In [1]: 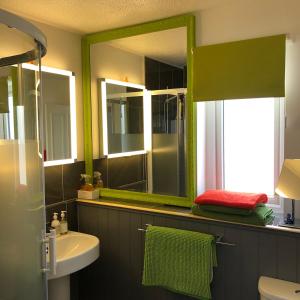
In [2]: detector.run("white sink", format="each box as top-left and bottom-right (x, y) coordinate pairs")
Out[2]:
(48, 231), (100, 280)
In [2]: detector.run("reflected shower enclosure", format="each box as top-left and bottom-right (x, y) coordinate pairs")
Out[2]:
(151, 89), (186, 197)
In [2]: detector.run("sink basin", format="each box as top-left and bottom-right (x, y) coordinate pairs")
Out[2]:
(48, 231), (100, 280)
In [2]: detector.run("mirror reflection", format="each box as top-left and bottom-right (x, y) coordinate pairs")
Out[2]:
(99, 79), (146, 156)
(91, 27), (187, 197)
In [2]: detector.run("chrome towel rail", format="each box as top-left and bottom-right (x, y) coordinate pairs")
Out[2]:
(138, 224), (236, 247)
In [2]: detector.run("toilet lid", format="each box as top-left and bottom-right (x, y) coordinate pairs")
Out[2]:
(259, 276), (300, 300)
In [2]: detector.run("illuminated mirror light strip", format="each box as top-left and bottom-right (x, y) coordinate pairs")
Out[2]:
(7, 79), (15, 139)
(22, 63), (73, 77)
(17, 106), (27, 185)
(105, 78), (145, 90)
(70, 75), (77, 160)
(143, 90), (152, 151)
(44, 158), (75, 167)
(107, 150), (147, 159)
(101, 80), (108, 156)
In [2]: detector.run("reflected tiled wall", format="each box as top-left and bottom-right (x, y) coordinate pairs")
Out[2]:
(45, 161), (85, 230)
(93, 155), (147, 192)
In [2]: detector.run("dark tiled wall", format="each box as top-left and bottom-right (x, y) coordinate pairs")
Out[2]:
(145, 57), (186, 90)
(45, 161), (85, 230)
(93, 155), (147, 192)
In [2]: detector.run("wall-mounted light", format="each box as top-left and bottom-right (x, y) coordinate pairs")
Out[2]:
(21, 63), (77, 167)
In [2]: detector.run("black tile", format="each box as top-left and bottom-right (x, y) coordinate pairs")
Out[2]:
(173, 68), (184, 88)
(145, 57), (160, 90)
(62, 161), (85, 200)
(159, 70), (173, 89)
(67, 201), (78, 231)
(107, 154), (146, 190)
(93, 158), (108, 187)
(183, 65), (187, 88)
(45, 165), (63, 205)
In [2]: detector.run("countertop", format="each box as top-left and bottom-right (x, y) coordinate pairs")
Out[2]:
(77, 198), (300, 235)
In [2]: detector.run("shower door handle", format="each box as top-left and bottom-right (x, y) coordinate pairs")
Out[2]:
(48, 229), (57, 276)
(41, 229), (57, 275)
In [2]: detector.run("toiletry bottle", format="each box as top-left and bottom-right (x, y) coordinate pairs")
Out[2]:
(80, 174), (94, 191)
(93, 171), (104, 198)
(51, 212), (60, 235)
(94, 171), (104, 188)
(60, 211), (68, 235)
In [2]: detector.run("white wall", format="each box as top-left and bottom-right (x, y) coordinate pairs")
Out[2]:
(195, 0), (300, 216)
(90, 43), (144, 158)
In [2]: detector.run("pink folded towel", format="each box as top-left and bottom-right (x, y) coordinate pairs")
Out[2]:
(194, 190), (268, 210)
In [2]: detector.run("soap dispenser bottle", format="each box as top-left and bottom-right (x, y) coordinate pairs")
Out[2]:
(94, 171), (104, 189)
(80, 174), (94, 191)
(51, 212), (60, 234)
(60, 211), (68, 235)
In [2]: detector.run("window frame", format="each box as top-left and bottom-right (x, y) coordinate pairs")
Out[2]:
(197, 98), (285, 213)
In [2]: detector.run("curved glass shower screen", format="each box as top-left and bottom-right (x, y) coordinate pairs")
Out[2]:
(0, 9), (48, 300)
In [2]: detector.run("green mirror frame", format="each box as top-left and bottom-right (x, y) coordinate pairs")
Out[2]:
(82, 14), (196, 207)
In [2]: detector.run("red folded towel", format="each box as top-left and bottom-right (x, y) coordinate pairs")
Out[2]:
(194, 190), (268, 210)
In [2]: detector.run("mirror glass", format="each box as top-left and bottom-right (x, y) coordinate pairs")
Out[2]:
(91, 27), (187, 197)
(22, 64), (76, 166)
(99, 79), (146, 157)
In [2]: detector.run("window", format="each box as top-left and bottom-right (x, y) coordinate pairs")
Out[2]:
(197, 98), (285, 211)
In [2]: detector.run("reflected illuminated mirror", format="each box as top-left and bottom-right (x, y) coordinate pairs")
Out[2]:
(92, 27), (187, 197)
(99, 79), (149, 158)
(22, 64), (77, 166)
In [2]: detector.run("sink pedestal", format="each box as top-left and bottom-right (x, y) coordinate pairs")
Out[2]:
(47, 231), (100, 300)
(48, 276), (70, 300)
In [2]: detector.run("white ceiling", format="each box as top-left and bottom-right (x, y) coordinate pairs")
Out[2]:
(107, 27), (186, 67)
(0, 0), (230, 34)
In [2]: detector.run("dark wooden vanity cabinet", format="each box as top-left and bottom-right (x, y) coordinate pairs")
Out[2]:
(77, 202), (300, 300)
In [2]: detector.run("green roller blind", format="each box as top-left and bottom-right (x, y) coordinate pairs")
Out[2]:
(193, 34), (286, 101)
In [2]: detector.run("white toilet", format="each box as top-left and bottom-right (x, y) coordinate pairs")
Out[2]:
(259, 276), (300, 299)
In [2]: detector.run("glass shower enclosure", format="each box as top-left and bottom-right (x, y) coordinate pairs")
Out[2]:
(0, 9), (48, 300)
(151, 89), (186, 197)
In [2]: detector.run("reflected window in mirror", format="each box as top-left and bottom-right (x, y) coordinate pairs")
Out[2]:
(92, 27), (188, 197)
(197, 98), (285, 210)
(21, 64), (77, 166)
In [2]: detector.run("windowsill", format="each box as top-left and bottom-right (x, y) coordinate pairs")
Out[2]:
(76, 198), (300, 235)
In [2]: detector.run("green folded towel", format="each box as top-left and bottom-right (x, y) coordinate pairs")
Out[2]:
(200, 203), (266, 216)
(142, 225), (217, 300)
(192, 204), (274, 226)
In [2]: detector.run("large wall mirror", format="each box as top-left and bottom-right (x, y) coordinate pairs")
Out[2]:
(22, 64), (77, 166)
(82, 15), (195, 206)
